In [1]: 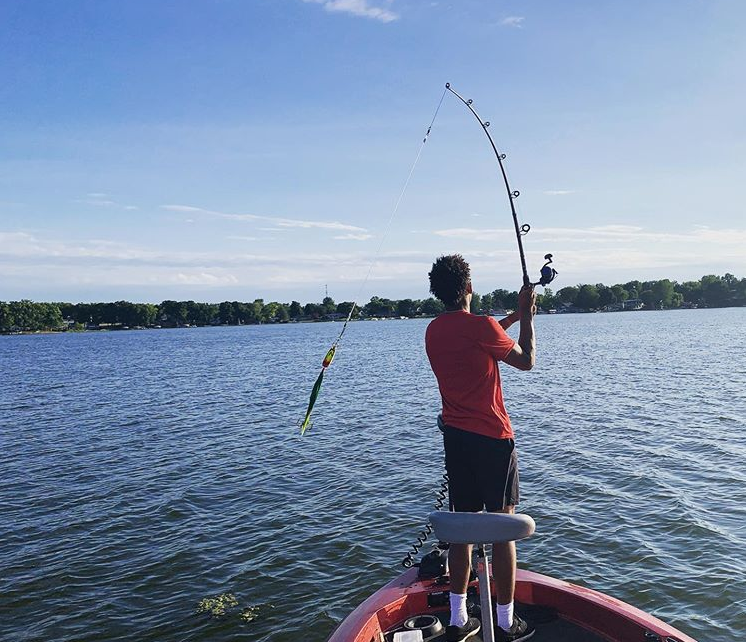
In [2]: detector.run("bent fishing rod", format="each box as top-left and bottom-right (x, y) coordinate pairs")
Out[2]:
(298, 83), (558, 434)
(444, 83), (557, 290)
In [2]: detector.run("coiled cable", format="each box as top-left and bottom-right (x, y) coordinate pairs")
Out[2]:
(401, 471), (449, 568)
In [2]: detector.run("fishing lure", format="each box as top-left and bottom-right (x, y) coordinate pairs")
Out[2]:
(299, 345), (338, 435)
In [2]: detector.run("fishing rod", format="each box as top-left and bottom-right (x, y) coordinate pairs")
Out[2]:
(444, 83), (557, 289)
(299, 84), (558, 434)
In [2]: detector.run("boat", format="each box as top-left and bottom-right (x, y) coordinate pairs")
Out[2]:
(328, 512), (696, 642)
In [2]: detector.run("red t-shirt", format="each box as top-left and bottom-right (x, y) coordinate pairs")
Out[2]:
(425, 311), (516, 439)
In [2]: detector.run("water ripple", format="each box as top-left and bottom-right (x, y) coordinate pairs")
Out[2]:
(1, 309), (744, 642)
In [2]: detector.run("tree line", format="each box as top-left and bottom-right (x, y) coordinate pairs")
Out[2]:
(543, 273), (744, 311)
(1, 273), (743, 333)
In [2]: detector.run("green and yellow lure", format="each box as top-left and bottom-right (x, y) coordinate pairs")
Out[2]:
(299, 345), (337, 435)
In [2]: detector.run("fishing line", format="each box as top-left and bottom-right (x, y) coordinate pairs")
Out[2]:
(351, 87), (448, 308)
(298, 86), (448, 434)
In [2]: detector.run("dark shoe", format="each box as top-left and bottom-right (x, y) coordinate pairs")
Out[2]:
(495, 615), (535, 641)
(446, 616), (481, 642)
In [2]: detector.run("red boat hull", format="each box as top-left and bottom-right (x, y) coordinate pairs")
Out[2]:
(328, 567), (696, 642)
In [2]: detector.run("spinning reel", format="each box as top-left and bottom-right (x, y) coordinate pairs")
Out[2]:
(535, 253), (558, 287)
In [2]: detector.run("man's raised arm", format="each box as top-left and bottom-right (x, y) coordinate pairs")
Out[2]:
(502, 286), (536, 371)
(498, 310), (520, 330)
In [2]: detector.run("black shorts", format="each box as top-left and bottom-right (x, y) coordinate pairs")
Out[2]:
(443, 424), (519, 512)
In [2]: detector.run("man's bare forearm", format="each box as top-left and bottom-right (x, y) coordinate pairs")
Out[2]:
(498, 310), (520, 330)
(517, 314), (535, 369)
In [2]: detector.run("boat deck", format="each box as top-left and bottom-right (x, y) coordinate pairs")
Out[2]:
(384, 602), (607, 642)
(328, 568), (695, 642)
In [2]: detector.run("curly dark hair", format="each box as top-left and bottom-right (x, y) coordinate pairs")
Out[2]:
(428, 254), (471, 310)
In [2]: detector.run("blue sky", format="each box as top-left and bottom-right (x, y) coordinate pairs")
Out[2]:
(2, 0), (744, 304)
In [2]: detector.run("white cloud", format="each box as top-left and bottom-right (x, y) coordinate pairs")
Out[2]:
(162, 205), (201, 213)
(176, 272), (239, 286)
(0, 231), (153, 261)
(275, 218), (362, 231)
(160, 204), (367, 233)
(432, 224), (746, 247)
(430, 224), (746, 283)
(303, 0), (398, 23)
(333, 233), (374, 240)
(501, 16), (525, 28)
(0, 230), (433, 297)
(590, 225), (642, 234)
(433, 227), (510, 241)
(76, 198), (117, 207)
(544, 189), (575, 196)
(75, 194), (139, 210)
(2, 224), (744, 300)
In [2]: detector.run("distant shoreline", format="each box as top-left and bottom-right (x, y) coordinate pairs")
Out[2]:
(3, 305), (742, 337)
(2, 274), (743, 333)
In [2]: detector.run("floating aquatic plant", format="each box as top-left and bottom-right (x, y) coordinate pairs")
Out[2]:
(196, 594), (272, 624)
(239, 606), (260, 623)
(196, 593), (238, 617)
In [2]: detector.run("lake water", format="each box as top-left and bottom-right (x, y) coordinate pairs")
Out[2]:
(2, 308), (745, 642)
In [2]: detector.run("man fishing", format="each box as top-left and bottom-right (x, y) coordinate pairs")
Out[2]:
(425, 254), (536, 642)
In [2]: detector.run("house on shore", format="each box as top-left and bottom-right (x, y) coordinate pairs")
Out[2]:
(622, 298), (644, 310)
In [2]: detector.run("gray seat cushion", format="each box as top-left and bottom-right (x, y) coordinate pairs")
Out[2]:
(429, 511), (535, 544)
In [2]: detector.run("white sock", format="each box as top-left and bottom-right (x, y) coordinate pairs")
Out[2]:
(496, 601), (514, 631)
(449, 592), (468, 627)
